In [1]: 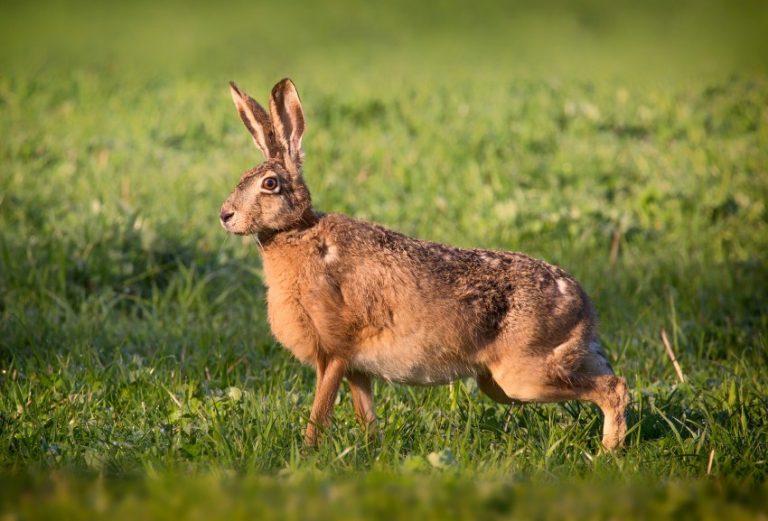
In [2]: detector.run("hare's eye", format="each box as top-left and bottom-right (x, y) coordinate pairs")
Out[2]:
(261, 177), (279, 192)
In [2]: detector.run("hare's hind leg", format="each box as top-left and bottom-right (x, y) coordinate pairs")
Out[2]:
(480, 340), (629, 449)
(572, 340), (630, 449)
(584, 374), (629, 449)
(477, 372), (517, 404)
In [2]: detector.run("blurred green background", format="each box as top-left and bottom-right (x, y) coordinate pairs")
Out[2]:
(2, 0), (768, 80)
(1, 0), (767, 519)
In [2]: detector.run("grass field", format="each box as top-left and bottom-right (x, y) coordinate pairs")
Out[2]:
(1, 0), (768, 518)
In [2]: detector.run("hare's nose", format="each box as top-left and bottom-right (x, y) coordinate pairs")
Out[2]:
(220, 209), (235, 223)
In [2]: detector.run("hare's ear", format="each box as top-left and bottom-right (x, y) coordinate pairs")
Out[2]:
(269, 78), (305, 174)
(229, 81), (278, 160)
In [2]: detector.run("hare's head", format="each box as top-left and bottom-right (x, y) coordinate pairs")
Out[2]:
(220, 79), (313, 236)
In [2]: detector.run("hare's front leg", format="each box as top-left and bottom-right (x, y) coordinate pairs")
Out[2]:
(346, 371), (377, 437)
(304, 358), (347, 446)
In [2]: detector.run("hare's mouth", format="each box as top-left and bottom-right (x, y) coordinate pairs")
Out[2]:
(220, 220), (244, 234)
(220, 209), (237, 232)
(220, 217), (252, 236)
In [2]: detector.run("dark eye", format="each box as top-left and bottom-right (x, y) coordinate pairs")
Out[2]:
(261, 177), (279, 191)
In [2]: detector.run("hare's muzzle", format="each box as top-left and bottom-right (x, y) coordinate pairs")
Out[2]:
(219, 208), (235, 228)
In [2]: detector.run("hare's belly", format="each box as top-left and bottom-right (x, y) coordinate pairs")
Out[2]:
(350, 329), (475, 385)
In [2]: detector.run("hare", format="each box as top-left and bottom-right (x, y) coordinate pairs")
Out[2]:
(220, 79), (629, 449)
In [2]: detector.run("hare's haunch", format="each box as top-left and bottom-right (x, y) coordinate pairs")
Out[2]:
(220, 79), (629, 449)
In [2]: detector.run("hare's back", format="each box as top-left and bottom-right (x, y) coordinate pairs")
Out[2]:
(320, 213), (584, 312)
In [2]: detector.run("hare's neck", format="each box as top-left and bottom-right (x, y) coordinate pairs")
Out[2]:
(258, 213), (319, 290)
(257, 210), (321, 251)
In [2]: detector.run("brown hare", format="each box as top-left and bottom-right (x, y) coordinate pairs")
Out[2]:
(220, 79), (630, 449)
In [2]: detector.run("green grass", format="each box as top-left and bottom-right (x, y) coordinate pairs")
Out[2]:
(1, 0), (768, 518)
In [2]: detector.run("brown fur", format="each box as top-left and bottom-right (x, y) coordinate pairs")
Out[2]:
(220, 79), (630, 449)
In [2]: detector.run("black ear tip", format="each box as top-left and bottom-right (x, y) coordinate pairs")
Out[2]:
(229, 81), (240, 92)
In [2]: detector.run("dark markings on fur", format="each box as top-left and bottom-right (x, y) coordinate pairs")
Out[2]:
(316, 237), (329, 257)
